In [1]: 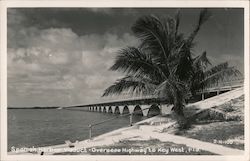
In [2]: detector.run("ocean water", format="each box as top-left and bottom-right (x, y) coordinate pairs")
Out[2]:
(8, 109), (146, 151)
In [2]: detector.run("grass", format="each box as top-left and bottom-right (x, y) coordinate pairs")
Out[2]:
(175, 121), (244, 150)
(159, 95), (245, 150)
(175, 95), (244, 150)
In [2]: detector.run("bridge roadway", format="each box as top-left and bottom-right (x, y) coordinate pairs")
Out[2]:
(63, 79), (244, 117)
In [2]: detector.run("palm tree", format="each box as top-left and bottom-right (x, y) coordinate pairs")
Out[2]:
(102, 9), (241, 128)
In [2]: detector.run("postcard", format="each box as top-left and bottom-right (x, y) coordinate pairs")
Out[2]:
(0, 0), (249, 161)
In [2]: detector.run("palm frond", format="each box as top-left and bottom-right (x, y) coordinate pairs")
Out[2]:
(187, 9), (211, 44)
(131, 15), (170, 60)
(110, 46), (166, 83)
(172, 49), (194, 81)
(154, 78), (190, 116)
(174, 9), (180, 37)
(203, 62), (242, 86)
(205, 62), (229, 76)
(189, 52), (210, 92)
(189, 68), (205, 94)
(154, 78), (189, 103)
(193, 51), (212, 70)
(102, 76), (157, 97)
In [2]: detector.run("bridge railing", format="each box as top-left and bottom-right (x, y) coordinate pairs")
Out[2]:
(92, 94), (157, 105)
(206, 79), (243, 87)
(87, 107), (152, 139)
(196, 79), (244, 93)
(98, 79), (244, 102)
(65, 78), (244, 109)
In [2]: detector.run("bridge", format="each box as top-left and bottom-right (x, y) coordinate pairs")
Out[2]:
(63, 79), (244, 117)
(62, 78), (243, 139)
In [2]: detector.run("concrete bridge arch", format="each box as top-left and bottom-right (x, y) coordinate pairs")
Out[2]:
(133, 105), (143, 116)
(120, 106), (130, 115)
(88, 103), (171, 116)
(108, 106), (112, 113)
(131, 104), (161, 117)
(114, 106), (120, 114)
(147, 104), (161, 117)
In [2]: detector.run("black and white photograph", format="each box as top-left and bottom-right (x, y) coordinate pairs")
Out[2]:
(0, 1), (249, 161)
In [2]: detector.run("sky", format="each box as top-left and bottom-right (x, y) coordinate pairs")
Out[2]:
(7, 8), (244, 107)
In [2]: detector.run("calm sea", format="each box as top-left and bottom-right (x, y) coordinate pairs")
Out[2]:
(8, 109), (146, 151)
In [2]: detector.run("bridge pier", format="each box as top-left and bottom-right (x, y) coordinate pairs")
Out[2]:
(82, 104), (169, 116)
(161, 104), (173, 115)
(202, 93), (205, 101)
(105, 106), (109, 113)
(140, 105), (150, 117)
(111, 106), (116, 114)
(128, 105), (135, 114)
(118, 106), (124, 115)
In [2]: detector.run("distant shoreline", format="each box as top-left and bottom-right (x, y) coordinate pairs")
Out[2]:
(8, 107), (59, 109)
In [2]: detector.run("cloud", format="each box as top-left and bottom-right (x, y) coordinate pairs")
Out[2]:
(7, 12), (138, 107)
(87, 8), (138, 16)
(88, 8), (113, 15)
(8, 8), (244, 107)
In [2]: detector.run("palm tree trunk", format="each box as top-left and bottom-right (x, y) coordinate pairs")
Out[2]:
(172, 105), (189, 129)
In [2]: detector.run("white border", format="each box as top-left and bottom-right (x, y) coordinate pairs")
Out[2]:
(0, 1), (249, 161)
